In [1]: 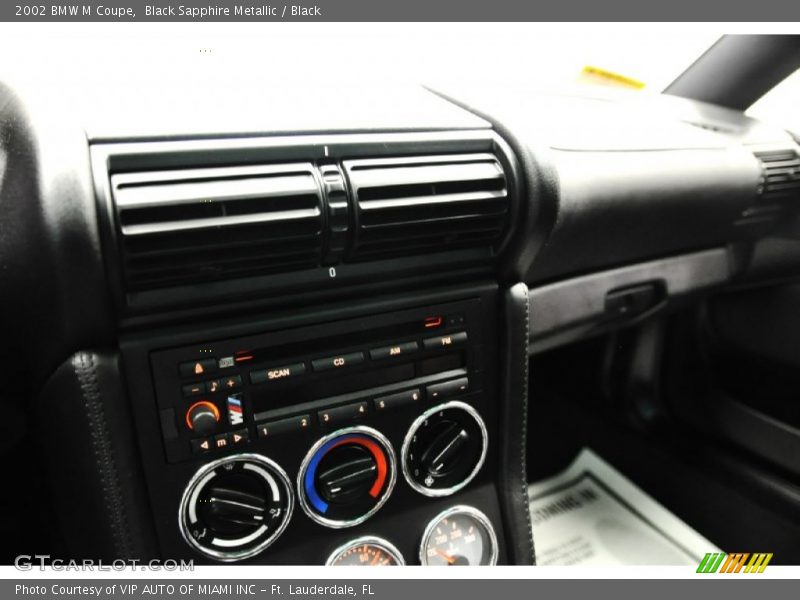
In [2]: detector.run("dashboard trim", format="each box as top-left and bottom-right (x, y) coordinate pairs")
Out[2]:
(529, 248), (732, 353)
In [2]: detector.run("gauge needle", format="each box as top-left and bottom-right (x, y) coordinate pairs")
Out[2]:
(435, 549), (456, 565)
(370, 554), (382, 566)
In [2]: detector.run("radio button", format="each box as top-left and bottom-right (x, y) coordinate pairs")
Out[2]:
(191, 437), (212, 454)
(318, 402), (368, 427)
(218, 356), (236, 369)
(427, 377), (469, 401)
(179, 358), (217, 378)
(423, 331), (468, 350)
(311, 352), (365, 372)
(373, 389), (422, 412)
(230, 429), (249, 446)
(257, 414), (311, 439)
(369, 341), (419, 360)
(205, 379), (223, 394)
(182, 383), (206, 397)
(250, 362), (306, 384)
(222, 375), (243, 390)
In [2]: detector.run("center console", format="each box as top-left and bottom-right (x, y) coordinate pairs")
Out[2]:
(122, 286), (512, 564)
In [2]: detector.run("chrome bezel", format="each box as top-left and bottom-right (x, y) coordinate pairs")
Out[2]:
(297, 425), (397, 529)
(401, 400), (488, 497)
(419, 505), (499, 566)
(325, 535), (406, 566)
(178, 453), (294, 562)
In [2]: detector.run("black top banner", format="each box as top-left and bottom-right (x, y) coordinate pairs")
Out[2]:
(4, 0), (800, 21)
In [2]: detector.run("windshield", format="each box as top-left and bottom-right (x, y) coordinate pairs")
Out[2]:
(747, 67), (800, 134)
(0, 24), (719, 94)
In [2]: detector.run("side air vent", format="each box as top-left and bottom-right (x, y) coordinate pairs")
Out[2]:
(755, 148), (800, 203)
(343, 153), (510, 261)
(111, 163), (324, 290)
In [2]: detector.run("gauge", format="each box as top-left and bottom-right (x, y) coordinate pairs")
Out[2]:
(420, 506), (498, 566)
(326, 536), (405, 566)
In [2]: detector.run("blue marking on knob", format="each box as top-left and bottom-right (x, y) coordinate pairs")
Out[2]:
(304, 434), (372, 515)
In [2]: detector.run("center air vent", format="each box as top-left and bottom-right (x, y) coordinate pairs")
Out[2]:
(97, 133), (520, 304)
(343, 153), (510, 261)
(111, 163), (324, 290)
(755, 148), (800, 203)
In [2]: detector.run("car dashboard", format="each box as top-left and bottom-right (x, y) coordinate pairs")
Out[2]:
(1, 77), (798, 565)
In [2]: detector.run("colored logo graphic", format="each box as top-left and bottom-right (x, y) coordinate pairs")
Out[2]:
(697, 552), (773, 573)
(226, 394), (243, 426)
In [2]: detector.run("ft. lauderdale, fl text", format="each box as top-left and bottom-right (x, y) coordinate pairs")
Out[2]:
(271, 584), (375, 596)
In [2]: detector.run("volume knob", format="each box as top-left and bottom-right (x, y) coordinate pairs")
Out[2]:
(186, 400), (220, 435)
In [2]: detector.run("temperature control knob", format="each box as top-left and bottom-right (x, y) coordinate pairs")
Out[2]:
(179, 454), (293, 561)
(298, 426), (396, 528)
(402, 401), (488, 497)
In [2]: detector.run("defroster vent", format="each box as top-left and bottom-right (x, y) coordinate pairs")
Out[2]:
(344, 153), (510, 260)
(111, 163), (324, 290)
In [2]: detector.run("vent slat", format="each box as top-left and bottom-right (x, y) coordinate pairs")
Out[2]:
(765, 182), (800, 192)
(764, 162), (800, 171)
(766, 169), (800, 179)
(113, 173), (319, 209)
(120, 207), (321, 236)
(350, 161), (504, 190)
(123, 233), (322, 260)
(359, 190), (507, 211)
(361, 201), (508, 228)
(361, 214), (506, 233)
(344, 153), (510, 261)
(757, 152), (799, 164)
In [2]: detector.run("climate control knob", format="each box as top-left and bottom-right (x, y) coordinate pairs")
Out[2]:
(402, 401), (488, 497)
(298, 426), (396, 528)
(179, 453), (293, 561)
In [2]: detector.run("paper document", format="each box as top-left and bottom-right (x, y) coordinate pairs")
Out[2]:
(528, 448), (720, 566)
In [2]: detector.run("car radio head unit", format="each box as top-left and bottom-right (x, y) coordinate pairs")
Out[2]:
(151, 301), (485, 464)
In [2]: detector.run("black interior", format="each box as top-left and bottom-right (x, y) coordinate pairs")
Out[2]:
(2, 34), (800, 565)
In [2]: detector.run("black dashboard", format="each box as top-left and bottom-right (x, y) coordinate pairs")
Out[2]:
(1, 76), (799, 565)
